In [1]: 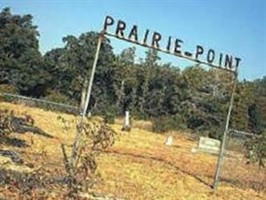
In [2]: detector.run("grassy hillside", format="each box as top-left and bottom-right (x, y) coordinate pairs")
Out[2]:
(0, 102), (265, 199)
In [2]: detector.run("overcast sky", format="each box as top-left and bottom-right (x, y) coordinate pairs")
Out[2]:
(1, 0), (266, 80)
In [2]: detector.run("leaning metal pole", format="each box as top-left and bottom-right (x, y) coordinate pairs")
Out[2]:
(212, 68), (238, 190)
(70, 31), (104, 167)
(82, 32), (104, 117)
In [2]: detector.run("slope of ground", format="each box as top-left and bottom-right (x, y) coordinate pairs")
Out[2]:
(0, 102), (265, 199)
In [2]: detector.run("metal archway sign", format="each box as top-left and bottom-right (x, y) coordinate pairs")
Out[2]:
(76, 15), (241, 190)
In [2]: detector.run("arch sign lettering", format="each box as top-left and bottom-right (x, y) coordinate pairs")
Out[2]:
(81, 15), (241, 190)
(103, 16), (241, 73)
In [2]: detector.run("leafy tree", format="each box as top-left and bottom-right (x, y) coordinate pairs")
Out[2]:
(137, 49), (160, 117)
(114, 47), (136, 113)
(0, 7), (48, 97)
(44, 32), (116, 110)
(249, 76), (266, 133)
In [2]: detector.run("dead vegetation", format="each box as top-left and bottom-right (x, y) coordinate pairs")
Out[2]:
(0, 102), (265, 199)
(61, 118), (118, 198)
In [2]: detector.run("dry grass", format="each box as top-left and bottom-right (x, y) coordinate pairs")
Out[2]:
(0, 102), (265, 199)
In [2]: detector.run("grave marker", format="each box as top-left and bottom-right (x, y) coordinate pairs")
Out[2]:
(122, 111), (131, 131)
(192, 137), (221, 154)
(165, 136), (173, 146)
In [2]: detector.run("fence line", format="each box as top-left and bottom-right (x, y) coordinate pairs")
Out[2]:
(0, 92), (79, 112)
(228, 129), (261, 138)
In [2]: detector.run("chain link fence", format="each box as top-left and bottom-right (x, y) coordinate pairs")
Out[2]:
(0, 92), (79, 114)
(221, 129), (266, 192)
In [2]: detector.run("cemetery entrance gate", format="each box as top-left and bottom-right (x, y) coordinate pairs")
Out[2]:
(78, 15), (241, 190)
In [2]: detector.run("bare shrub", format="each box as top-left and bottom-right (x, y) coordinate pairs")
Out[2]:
(60, 117), (117, 198)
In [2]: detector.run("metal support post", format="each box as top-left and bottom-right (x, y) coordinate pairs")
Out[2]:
(82, 33), (104, 117)
(70, 32), (104, 167)
(212, 70), (238, 190)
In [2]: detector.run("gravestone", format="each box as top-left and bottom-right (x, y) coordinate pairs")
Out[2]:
(165, 136), (173, 146)
(122, 111), (131, 131)
(191, 137), (221, 154)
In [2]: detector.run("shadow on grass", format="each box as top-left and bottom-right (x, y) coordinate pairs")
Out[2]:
(220, 175), (266, 192)
(10, 116), (54, 138)
(105, 149), (266, 192)
(0, 124), (53, 148)
(172, 144), (181, 149)
(0, 168), (69, 189)
(0, 116), (54, 165)
(0, 168), (64, 199)
(0, 115), (53, 148)
(104, 149), (212, 188)
(0, 136), (29, 148)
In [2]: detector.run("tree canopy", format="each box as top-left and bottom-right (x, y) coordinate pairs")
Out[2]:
(1, 7), (266, 140)
(0, 7), (49, 97)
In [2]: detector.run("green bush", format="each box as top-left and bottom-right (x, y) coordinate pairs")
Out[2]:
(244, 131), (266, 168)
(208, 128), (223, 141)
(43, 91), (73, 104)
(103, 112), (115, 124)
(41, 91), (79, 114)
(152, 114), (186, 133)
(0, 84), (17, 93)
(0, 84), (17, 102)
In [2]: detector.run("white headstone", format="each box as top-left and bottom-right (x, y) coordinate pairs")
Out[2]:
(197, 137), (221, 154)
(125, 111), (130, 127)
(165, 136), (173, 146)
(122, 111), (131, 131)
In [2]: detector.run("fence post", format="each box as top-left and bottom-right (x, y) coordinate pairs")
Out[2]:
(82, 33), (104, 117)
(212, 70), (238, 190)
(70, 32), (104, 167)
